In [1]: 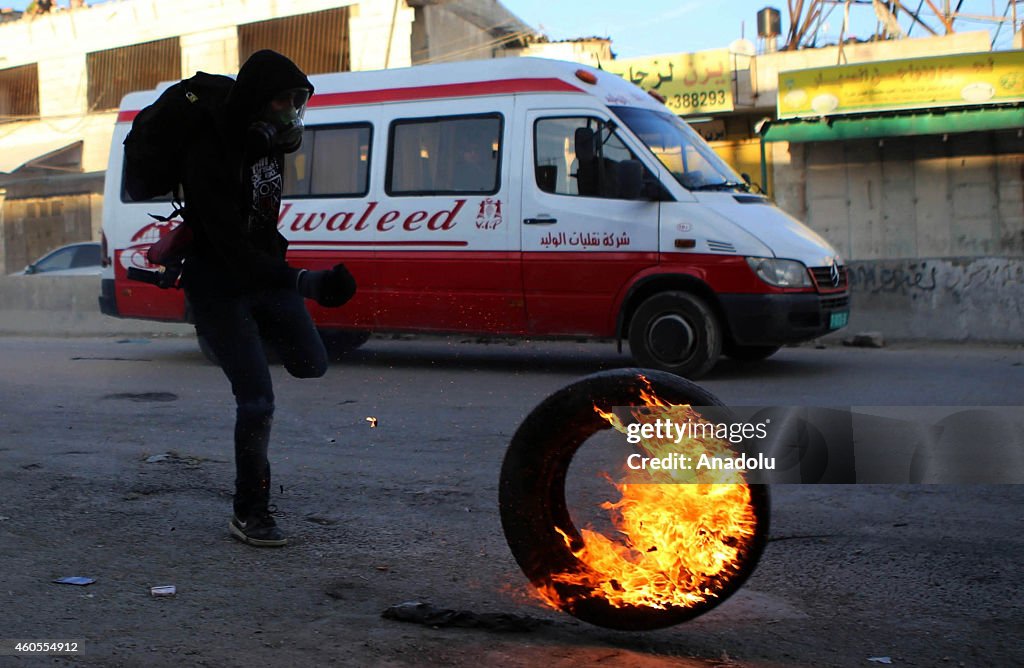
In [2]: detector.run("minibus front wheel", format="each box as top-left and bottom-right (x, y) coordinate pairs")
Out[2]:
(627, 291), (721, 379)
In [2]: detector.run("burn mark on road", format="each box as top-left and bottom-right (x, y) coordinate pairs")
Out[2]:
(767, 533), (839, 543)
(103, 392), (178, 402)
(72, 357), (153, 362)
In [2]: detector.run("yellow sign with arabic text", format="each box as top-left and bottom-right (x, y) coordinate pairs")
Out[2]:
(778, 51), (1024, 119)
(606, 49), (734, 115)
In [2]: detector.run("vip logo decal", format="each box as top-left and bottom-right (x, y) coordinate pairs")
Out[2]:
(475, 198), (503, 230)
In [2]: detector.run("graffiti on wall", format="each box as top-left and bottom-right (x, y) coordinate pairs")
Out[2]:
(848, 259), (1024, 296)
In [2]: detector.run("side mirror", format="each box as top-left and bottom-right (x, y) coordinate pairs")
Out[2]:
(740, 172), (764, 194)
(24, 264), (36, 275)
(617, 160), (644, 200)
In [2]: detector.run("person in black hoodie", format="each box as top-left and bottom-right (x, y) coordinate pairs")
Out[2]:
(181, 50), (356, 547)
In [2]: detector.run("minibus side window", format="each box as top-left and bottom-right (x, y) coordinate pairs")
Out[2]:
(387, 114), (502, 195)
(283, 131), (314, 196)
(283, 123), (373, 198)
(534, 117), (640, 199)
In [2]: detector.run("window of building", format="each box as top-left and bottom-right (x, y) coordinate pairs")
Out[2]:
(0, 63), (39, 120)
(283, 124), (372, 198)
(387, 114), (502, 195)
(87, 38), (181, 112)
(239, 7), (350, 76)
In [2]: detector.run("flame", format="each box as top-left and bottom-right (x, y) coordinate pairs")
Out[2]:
(538, 381), (759, 611)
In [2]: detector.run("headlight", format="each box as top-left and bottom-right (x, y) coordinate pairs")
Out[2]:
(746, 257), (812, 288)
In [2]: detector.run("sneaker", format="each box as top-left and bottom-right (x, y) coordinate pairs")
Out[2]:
(229, 508), (288, 547)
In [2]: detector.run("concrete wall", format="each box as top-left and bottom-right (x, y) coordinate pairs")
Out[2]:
(836, 257), (1024, 342)
(770, 129), (1024, 343)
(772, 131), (1024, 262)
(0, 275), (193, 336)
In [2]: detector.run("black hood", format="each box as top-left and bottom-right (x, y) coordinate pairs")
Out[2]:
(226, 50), (314, 124)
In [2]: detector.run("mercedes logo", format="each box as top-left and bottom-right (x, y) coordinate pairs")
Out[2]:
(829, 261), (841, 287)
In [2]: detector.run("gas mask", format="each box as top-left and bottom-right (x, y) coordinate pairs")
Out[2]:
(246, 88), (311, 156)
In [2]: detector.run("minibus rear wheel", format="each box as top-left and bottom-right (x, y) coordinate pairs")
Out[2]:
(627, 291), (721, 379)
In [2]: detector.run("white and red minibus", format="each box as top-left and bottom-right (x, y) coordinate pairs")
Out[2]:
(100, 57), (849, 377)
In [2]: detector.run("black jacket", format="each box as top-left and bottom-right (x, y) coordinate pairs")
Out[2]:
(181, 50), (314, 300)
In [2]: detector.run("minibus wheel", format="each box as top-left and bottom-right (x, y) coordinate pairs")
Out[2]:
(627, 291), (721, 379)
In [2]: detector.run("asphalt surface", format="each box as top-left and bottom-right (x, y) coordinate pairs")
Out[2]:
(0, 335), (1021, 667)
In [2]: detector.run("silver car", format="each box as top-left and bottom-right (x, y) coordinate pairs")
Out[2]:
(15, 242), (102, 277)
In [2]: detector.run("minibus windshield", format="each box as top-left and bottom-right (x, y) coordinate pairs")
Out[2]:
(611, 106), (746, 192)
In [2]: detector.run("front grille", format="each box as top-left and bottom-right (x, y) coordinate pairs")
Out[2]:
(821, 295), (849, 310)
(810, 265), (848, 293)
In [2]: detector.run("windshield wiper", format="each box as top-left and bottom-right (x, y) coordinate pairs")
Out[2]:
(690, 180), (749, 192)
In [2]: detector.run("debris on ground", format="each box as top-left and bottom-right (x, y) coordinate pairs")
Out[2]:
(867, 657), (893, 664)
(142, 452), (217, 466)
(53, 577), (95, 586)
(381, 601), (550, 632)
(843, 332), (885, 348)
(150, 585), (176, 597)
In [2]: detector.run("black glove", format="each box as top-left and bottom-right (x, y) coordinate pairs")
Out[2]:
(296, 264), (357, 307)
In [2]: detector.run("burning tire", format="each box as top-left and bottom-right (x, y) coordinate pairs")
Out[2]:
(500, 368), (770, 631)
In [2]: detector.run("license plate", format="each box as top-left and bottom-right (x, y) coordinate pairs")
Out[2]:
(829, 311), (849, 329)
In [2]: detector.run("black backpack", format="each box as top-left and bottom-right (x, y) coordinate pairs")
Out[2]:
(122, 72), (232, 288)
(122, 72), (234, 201)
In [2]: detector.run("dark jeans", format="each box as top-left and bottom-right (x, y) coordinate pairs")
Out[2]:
(188, 287), (327, 516)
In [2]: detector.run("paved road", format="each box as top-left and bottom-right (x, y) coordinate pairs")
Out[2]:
(0, 336), (1021, 667)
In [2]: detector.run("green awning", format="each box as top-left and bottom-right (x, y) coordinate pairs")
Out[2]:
(763, 106), (1024, 143)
